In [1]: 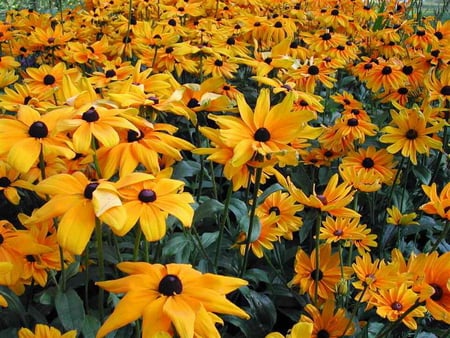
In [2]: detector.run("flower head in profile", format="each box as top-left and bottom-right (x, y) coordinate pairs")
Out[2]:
(18, 324), (76, 338)
(287, 174), (360, 218)
(380, 105), (444, 165)
(420, 182), (450, 220)
(96, 262), (250, 338)
(386, 206), (419, 226)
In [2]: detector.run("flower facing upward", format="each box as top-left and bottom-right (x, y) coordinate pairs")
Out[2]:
(289, 244), (352, 300)
(380, 106), (444, 165)
(209, 89), (304, 168)
(96, 262), (250, 338)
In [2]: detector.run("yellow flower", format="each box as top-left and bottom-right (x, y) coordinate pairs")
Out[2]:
(96, 262), (249, 338)
(420, 182), (450, 220)
(18, 324), (76, 338)
(386, 206), (419, 226)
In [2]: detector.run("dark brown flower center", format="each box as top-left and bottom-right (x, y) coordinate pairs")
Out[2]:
(310, 269), (324, 281)
(82, 107), (100, 122)
(434, 31), (443, 40)
(226, 37), (235, 45)
(29, 121), (49, 138)
(440, 85), (450, 96)
(333, 229), (344, 236)
(84, 182), (99, 199)
(24, 96), (32, 105)
(416, 30), (425, 36)
(138, 189), (157, 203)
(405, 129), (418, 140)
(43, 74), (56, 85)
(402, 65), (413, 75)
(168, 19), (177, 26)
(381, 66), (392, 75)
(364, 63), (373, 70)
(317, 194), (328, 205)
(362, 157), (375, 168)
(321, 33), (331, 41)
(274, 21), (282, 28)
(0, 177), (11, 187)
(269, 206), (281, 216)
(430, 283), (443, 301)
(398, 87), (408, 95)
(347, 118), (359, 126)
(158, 274), (183, 296)
(127, 129), (144, 142)
(105, 69), (116, 78)
(187, 98), (200, 108)
(254, 127), (271, 142)
(391, 301), (403, 311)
(331, 9), (339, 15)
(214, 59), (223, 66)
(317, 330), (330, 338)
(26, 255), (36, 262)
(308, 65), (319, 75)
(0, 234), (3, 244)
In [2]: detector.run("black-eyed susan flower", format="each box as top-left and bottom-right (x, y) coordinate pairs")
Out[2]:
(114, 171), (194, 242)
(379, 106), (444, 165)
(287, 174), (360, 218)
(95, 262), (249, 338)
(320, 216), (366, 243)
(0, 160), (34, 205)
(298, 299), (355, 338)
(208, 89), (302, 168)
(371, 283), (426, 330)
(289, 244), (352, 300)
(0, 83), (54, 112)
(265, 322), (313, 338)
(386, 206), (419, 226)
(364, 58), (408, 93)
(203, 55), (239, 79)
(425, 67), (450, 102)
(24, 172), (127, 255)
(18, 324), (76, 338)
(420, 182), (450, 220)
(0, 105), (75, 173)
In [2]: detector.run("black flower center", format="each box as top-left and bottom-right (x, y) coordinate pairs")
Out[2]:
(28, 121), (49, 138)
(84, 182), (99, 199)
(158, 274), (183, 296)
(434, 31), (443, 40)
(0, 234), (3, 244)
(274, 21), (282, 28)
(26, 255), (36, 262)
(127, 129), (144, 142)
(300, 100), (309, 107)
(333, 229), (343, 236)
(0, 177), (11, 187)
(264, 57), (272, 64)
(138, 189), (157, 203)
(123, 36), (132, 44)
(317, 329), (330, 338)
(351, 109), (360, 115)
(254, 127), (271, 142)
(43, 74), (56, 85)
(165, 46), (174, 54)
(310, 269), (323, 281)
(226, 37), (235, 45)
(347, 118), (358, 126)
(187, 98), (200, 108)
(362, 157), (375, 168)
(269, 206), (281, 216)
(105, 69), (116, 78)
(308, 65), (319, 75)
(24, 96), (32, 105)
(391, 301), (403, 311)
(398, 87), (408, 95)
(440, 85), (450, 96)
(324, 150), (333, 157)
(431, 50), (440, 57)
(331, 9), (339, 15)
(430, 283), (443, 301)
(321, 33), (331, 41)
(381, 66), (392, 75)
(82, 107), (100, 122)
(168, 19), (177, 26)
(337, 45), (345, 51)
(364, 63), (373, 70)
(214, 59), (223, 66)
(402, 65), (413, 75)
(405, 129), (418, 140)
(416, 30), (425, 36)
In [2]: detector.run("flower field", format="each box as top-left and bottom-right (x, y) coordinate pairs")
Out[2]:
(0, 0), (449, 337)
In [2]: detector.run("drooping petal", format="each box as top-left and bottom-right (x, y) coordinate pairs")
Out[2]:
(163, 296), (196, 338)
(8, 138), (41, 173)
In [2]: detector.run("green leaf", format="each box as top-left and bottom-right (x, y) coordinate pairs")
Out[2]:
(412, 164), (432, 185)
(228, 198), (248, 221)
(55, 288), (86, 331)
(0, 286), (27, 324)
(200, 232), (219, 248)
(256, 183), (284, 206)
(61, 260), (81, 282)
(193, 198), (224, 224)
(243, 268), (271, 285)
(367, 321), (384, 338)
(172, 160), (201, 179)
(239, 214), (261, 243)
(81, 315), (101, 338)
(239, 287), (277, 335)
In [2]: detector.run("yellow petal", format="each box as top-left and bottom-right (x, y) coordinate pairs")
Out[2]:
(163, 296), (196, 338)
(8, 138), (41, 173)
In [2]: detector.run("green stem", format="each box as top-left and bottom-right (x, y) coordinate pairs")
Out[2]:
(84, 246), (90, 314)
(123, 0), (133, 59)
(429, 220), (449, 252)
(214, 183), (233, 271)
(239, 167), (263, 277)
(313, 211), (322, 304)
(38, 145), (46, 181)
(95, 220), (105, 320)
(343, 285), (368, 336)
(133, 226), (142, 261)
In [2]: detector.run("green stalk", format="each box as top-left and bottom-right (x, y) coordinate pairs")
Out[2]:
(429, 220), (449, 252)
(239, 166), (263, 277)
(343, 285), (368, 336)
(133, 226), (142, 261)
(213, 183), (233, 272)
(123, 0), (133, 60)
(313, 211), (322, 304)
(95, 219), (105, 320)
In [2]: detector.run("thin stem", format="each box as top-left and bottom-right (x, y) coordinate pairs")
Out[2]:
(313, 211), (322, 304)
(84, 246), (90, 314)
(239, 166), (263, 277)
(214, 183), (233, 271)
(95, 220), (105, 321)
(133, 226), (142, 261)
(429, 220), (449, 252)
(343, 285), (368, 336)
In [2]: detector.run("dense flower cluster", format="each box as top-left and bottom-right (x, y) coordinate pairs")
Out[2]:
(0, 0), (448, 337)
